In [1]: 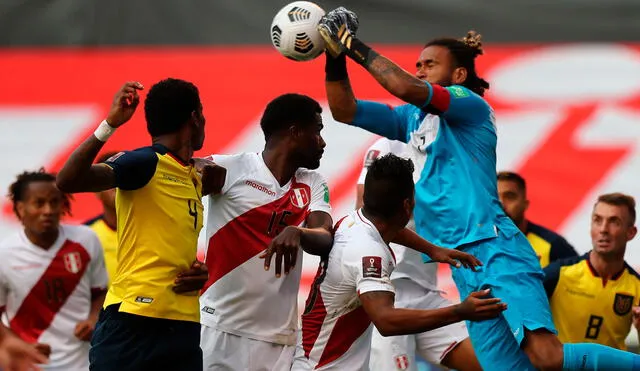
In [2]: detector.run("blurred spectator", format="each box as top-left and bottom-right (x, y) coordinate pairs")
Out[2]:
(497, 171), (578, 267)
(543, 193), (640, 350)
(0, 169), (108, 370)
(84, 152), (119, 285)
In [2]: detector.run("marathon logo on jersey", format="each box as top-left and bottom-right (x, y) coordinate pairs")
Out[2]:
(135, 296), (154, 304)
(394, 354), (410, 370)
(613, 293), (634, 316)
(362, 256), (382, 278)
(290, 187), (310, 208)
(364, 149), (380, 168)
(63, 252), (83, 274)
(245, 180), (276, 197)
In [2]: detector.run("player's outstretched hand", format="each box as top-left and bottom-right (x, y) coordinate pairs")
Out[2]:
(105, 81), (144, 128)
(260, 226), (300, 278)
(0, 333), (48, 371)
(194, 158), (227, 196)
(317, 7), (359, 57)
(427, 246), (483, 271)
(455, 289), (507, 321)
(74, 320), (95, 342)
(173, 260), (209, 294)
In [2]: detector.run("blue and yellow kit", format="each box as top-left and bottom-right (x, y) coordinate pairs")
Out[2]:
(544, 252), (640, 349)
(84, 215), (118, 285)
(103, 144), (204, 323)
(526, 220), (578, 268)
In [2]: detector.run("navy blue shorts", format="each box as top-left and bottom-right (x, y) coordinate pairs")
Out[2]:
(89, 304), (202, 371)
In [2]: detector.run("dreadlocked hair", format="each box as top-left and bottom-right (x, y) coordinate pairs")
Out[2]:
(425, 30), (490, 96)
(8, 168), (72, 217)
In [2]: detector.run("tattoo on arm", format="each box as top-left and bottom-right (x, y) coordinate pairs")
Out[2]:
(365, 54), (430, 107)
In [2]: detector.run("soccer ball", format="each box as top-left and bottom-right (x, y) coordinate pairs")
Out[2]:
(270, 1), (326, 62)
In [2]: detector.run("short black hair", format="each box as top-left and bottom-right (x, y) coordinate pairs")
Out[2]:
(363, 154), (415, 219)
(260, 93), (322, 140)
(425, 30), (490, 96)
(497, 171), (526, 193)
(144, 78), (201, 137)
(8, 168), (71, 217)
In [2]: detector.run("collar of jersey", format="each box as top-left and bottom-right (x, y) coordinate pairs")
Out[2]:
(585, 251), (626, 281)
(152, 144), (192, 167)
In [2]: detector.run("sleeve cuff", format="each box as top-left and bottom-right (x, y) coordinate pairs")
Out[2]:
(421, 81), (434, 109)
(357, 278), (395, 295)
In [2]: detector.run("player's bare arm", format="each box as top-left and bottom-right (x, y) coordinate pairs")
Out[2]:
(366, 56), (430, 107)
(319, 8), (429, 109)
(325, 54), (358, 124)
(56, 82), (143, 193)
(74, 289), (106, 342)
(260, 210), (333, 277)
(360, 288), (506, 337)
(393, 228), (482, 270)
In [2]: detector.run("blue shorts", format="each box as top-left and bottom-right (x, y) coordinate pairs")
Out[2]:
(89, 304), (202, 371)
(451, 229), (557, 370)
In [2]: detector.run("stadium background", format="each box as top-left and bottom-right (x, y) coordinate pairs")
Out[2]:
(1, 0), (640, 366)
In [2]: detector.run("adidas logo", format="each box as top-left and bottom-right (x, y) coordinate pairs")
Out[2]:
(288, 6), (311, 22)
(271, 25), (282, 47)
(294, 33), (314, 54)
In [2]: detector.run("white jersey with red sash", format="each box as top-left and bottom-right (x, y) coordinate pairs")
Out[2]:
(0, 224), (108, 371)
(200, 152), (332, 346)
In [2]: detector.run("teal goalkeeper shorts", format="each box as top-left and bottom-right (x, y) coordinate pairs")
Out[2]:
(451, 228), (558, 370)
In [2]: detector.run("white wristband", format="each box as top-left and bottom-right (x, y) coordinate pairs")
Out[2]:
(93, 120), (116, 142)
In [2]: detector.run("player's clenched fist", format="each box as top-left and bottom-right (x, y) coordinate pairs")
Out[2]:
(74, 320), (95, 342)
(194, 158), (227, 196)
(105, 81), (144, 128)
(454, 289), (507, 321)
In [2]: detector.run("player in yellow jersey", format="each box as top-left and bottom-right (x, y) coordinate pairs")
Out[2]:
(544, 193), (640, 350)
(84, 152), (118, 284)
(57, 79), (217, 371)
(497, 171), (578, 267)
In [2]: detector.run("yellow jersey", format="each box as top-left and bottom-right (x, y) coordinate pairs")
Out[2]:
(103, 144), (204, 322)
(84, 215), (118, 285)
(525, 220), (577, 268)
(544, 252), (640, 350)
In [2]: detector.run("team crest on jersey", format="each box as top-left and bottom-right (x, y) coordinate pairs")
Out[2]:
(613, 293), (634, 316)
(290, 187), (310, 208)
(395, 354), (410, 370)
(364, 149), (380, 167)
(63, 252), (83, 274)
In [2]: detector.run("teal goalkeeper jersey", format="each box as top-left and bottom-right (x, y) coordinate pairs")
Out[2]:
(351, 83), (519, 252)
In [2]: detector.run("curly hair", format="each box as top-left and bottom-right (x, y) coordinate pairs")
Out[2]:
(7, 168), (71, 217)
(425, 30), (490, 96)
